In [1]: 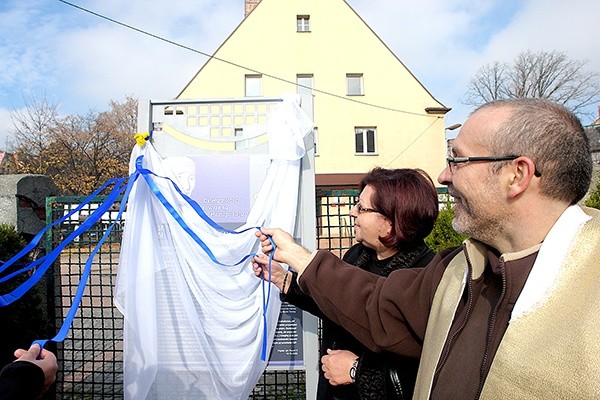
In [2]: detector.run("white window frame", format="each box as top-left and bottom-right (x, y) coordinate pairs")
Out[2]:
(296, 74), (313, 96)
(234, 128), (246, 150)
(297, 15), (310, 32)
(346, 74), (363, 96)
(245, 74), (262, 97)
(355, 127), (377, 155)
(234, 127), (257, 150)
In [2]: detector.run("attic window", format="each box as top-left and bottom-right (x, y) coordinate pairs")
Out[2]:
(346, 74), (363, 96)
(297, 15), (310, 32)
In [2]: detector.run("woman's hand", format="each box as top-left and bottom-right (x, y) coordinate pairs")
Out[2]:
(321, 349), (358, 386)
(252, 254), (291, 293)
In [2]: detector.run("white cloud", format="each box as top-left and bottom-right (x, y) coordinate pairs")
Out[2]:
(53, 0), (241, 111)
(1, 0), (599, 131)
(1, 0), (241, 115)
(0, 4), (59, 106)
(477, 0), (600, 122)
(483, 0), (600, 64)
(0, 107), (15, 151)
(349, 0), (600, 126)
(346, 0), (513, 125)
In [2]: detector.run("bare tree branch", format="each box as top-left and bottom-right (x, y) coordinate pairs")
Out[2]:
(463, 50), (600, 120)
(9, 95), (138, 195)
(10, 94), (59, 172)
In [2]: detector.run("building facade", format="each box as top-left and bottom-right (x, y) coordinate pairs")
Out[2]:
(177, 0), (450, 187)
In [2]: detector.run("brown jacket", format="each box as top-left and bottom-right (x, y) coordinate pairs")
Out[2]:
(299, 207), (600, 399)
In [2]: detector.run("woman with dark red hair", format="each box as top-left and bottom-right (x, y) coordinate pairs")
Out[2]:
(254, 167), (439, 400)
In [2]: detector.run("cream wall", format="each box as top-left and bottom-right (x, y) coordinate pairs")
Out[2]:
(178, 0), (448, 182)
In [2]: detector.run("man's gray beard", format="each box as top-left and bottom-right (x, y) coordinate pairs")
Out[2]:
(452, 209), (504, 245)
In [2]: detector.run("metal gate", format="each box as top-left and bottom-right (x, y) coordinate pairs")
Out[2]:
(46, 189), (359, 399)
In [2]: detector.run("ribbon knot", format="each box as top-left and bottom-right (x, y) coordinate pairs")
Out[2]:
(134, 132), (150, 147)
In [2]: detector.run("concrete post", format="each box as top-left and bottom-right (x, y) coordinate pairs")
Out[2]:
(0, 174), (58, 238)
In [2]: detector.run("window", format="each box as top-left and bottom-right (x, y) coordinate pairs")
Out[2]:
(346, 74), (363, 96)
(355, 127), (377, 154)
(313, 127), (319, 156)
(296, 74), (313, 96)
(234, 128), (257, 150)
(234, 128), (246, 150)
(297, 15), (310, 32)
(245, 75), (262, 97)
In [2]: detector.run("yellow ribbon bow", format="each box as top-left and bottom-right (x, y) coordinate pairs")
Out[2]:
(134, 132), (150, 147)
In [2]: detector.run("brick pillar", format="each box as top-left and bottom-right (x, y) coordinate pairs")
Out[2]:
(245, 0), (261, 17)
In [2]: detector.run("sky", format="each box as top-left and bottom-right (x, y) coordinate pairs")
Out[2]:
(1, 0), (599, 150)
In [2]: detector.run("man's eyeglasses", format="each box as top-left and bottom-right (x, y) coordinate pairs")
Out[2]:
(446, 155), (542, 177)
(353, 202), (380, 214)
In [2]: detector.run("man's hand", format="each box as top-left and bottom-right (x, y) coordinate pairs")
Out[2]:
(255, 228), (314, 274)
(14, 344), (58, 393)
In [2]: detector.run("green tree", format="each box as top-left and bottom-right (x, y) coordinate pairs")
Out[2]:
(425, 202), (468, 253)
(585, 180), (600, 209)
(0, 224), (50, 367)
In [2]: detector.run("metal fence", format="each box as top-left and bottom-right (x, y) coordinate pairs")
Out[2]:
(46, 189), (359, 399)
(48, 196), (124, 399)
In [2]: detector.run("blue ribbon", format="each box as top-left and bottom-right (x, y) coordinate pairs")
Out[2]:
(1, 150), (280, 363)
(33, 173), (139, 350)
(0, 178), (124, 281)
(0, 178), (127, 306)
(134, 154), (277, 361)
(134, 155), (262, 266)
(0, 177), (131, 360)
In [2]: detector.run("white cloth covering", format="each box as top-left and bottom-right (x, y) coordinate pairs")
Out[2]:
(115, 97), (313, 399)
